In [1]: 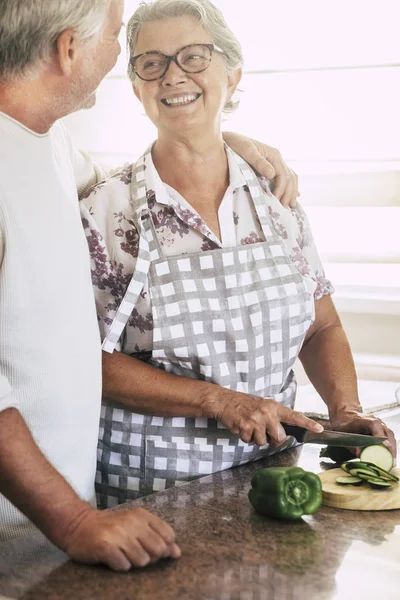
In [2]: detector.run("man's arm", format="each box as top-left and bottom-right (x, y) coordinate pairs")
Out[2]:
(0, 407), (180, 569)
(67, 127), (299, 205)
(299, 295), (397, 456)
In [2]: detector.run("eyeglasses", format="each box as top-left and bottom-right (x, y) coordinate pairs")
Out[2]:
(130, 43), (224, 81)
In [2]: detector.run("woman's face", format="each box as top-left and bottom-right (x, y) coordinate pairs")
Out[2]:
(132, 16), (241, 135)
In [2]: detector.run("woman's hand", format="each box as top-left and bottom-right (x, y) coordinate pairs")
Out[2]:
(330, 411), (397, 460)
(204, 389), (323, 447)
(221, 132), (299, 207)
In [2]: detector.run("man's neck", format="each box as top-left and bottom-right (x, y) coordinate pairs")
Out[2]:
(0, 82), (56, 134)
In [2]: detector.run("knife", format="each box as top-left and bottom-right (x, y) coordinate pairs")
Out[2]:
(283, 424), (387, 447)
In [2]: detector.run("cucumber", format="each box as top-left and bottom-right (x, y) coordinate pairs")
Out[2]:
(360, 444), (393, 472)
(366, 478), (393, 489)
(336, 476), (363, 485)
(349, 468), (379, 481)
(342, 462), (376, 476)
(341, 461), (359, 474)
(359, 461), (399, 482)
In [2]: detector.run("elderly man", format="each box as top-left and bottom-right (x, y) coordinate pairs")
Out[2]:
(0, 0), (299, 571)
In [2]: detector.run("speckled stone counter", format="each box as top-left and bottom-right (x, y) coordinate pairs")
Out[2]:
(1, 415), (400, 600)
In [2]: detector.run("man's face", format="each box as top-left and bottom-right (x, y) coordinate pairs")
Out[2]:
(67, 0), (124, 111)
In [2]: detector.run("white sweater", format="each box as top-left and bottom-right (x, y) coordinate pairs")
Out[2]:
(0, 112), (102, 539)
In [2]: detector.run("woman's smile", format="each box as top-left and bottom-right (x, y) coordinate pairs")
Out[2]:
(160, 92), (202, 107)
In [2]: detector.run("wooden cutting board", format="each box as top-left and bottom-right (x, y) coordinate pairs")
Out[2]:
(318, 468), (400, 511)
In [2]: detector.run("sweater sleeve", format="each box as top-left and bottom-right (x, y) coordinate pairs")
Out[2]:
(0, 215), (19, 412)
(0, 375), (19, 412)
(56, 120), (110, 198)
(73, 149), (109, 199)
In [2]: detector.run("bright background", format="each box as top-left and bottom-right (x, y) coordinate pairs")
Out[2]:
(64, 0), (400, 382)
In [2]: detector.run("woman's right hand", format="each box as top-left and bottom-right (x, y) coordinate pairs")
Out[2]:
(204, 389), (323, 447)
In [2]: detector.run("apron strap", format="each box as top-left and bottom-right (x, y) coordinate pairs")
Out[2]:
(233, 154), (278, 243)
(102, 156), (152, 353)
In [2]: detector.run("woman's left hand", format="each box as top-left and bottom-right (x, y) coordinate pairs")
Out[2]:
(222, 132), (299, 207)
(330, 410), (397, 461)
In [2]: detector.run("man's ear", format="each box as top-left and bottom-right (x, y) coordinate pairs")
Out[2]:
(227, 67), (242, 99)
(56, 29), (80, 76)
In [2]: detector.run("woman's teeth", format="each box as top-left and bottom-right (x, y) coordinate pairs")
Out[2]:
(162, 94), (199, 106)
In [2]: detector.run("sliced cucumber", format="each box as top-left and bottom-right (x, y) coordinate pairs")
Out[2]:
(349, 468), (379, 481)
(366, 478), (393, 489)
(357, 460), (399, 482)
(360, 444), (393, 472)
(341, 461), (359, 474)
(336, 476), (363, 486)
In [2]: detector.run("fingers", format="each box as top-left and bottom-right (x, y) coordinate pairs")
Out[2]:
(66, 507), (181, 572)
(288, 171), (299, 208)
(169, 543), (182, 559)
(272, 172), (299, 208)
(280, 407), (324, 433)
(104, 517), (180, 570)
(117, 540), (152, 569)
(146, 511), (176, 546)
(271, 174), (288, 203)
(253, 157), (276, 180)
(133, 509), (180, 564)
(368, 419), (397, 459)
(250, 425), (267, 447)
(100, 547), (136, 572)
(266, 422), (288, 447)
(385, 428), (397, 460)
(231, 397), (324, 448)
(332, 413), (397, 461)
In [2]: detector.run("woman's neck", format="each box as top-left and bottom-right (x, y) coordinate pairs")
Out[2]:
(152, 130), (230, 242)
(152, 130), (228, 197)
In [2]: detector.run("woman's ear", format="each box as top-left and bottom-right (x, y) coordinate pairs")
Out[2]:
(227, 67), (242, 99)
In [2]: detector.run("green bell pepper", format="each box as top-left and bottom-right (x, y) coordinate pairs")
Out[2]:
(248, 466), (322, 520)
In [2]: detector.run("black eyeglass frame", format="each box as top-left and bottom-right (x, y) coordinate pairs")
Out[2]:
(130, 43), (224, 81)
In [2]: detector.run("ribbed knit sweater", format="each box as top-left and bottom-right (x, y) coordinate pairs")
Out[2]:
(0, 112), (102, 539)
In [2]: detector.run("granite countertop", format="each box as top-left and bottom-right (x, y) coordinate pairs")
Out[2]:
(1, 414), (400, 600)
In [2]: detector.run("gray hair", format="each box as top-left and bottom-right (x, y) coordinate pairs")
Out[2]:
(0, 0), (111, 83)
(127, 0), (243, 113)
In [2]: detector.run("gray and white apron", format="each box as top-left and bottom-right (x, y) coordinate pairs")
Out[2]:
(97, 149), (315, 508)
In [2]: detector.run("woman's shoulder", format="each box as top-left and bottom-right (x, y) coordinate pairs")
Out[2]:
(80, 163), (134, 210)
(80, 162), (140, 257)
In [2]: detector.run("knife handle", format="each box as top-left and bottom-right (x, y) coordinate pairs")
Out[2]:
(282, 424), (306, 443)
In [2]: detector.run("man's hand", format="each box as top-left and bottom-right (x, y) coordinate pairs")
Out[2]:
(0, 408), (180, 572)
(330, 410), (397, 460)
(203, 389), (323, 447)
(64, 506), (181, 571)
(222, 132), (299, 207)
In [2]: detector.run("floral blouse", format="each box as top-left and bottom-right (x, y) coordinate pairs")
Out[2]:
(80, 147), (334, 356)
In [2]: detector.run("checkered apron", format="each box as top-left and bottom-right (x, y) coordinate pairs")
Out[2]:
(97, 149), (315, 508)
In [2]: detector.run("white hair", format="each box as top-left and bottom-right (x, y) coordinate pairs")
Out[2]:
(0, 0), (111, 83)
(127, 0), (243, 113)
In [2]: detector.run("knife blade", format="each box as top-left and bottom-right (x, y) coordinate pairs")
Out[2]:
(283, 424), (387, 447)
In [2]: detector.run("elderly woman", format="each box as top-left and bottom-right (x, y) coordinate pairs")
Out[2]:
(81, 0), (396, 508)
